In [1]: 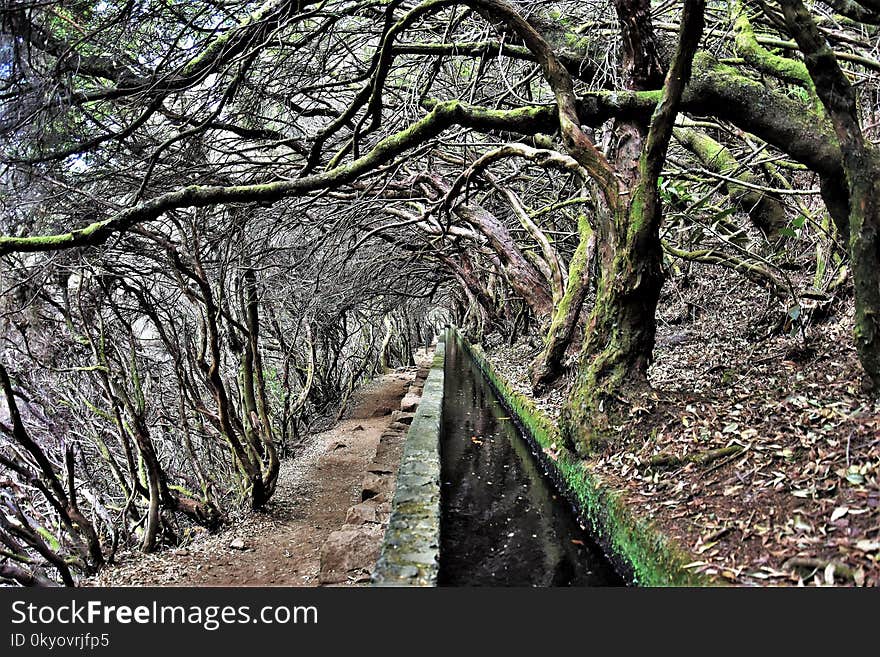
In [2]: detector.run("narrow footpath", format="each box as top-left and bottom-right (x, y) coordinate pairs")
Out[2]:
(88, 352), (431, 587)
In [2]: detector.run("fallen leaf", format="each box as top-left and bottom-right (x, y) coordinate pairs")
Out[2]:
(830, 506), (849, 522)
(854, 568), (866, 586)
(855, 540), (880, 553)
(824, 563), (835, 586)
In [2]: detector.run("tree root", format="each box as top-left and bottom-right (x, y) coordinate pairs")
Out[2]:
(641, 445), (743, 470)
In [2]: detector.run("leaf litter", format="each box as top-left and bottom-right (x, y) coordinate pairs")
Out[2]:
(485, 264), (880, 587)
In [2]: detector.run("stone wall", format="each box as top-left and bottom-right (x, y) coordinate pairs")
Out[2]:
(371, 340), (445, 586)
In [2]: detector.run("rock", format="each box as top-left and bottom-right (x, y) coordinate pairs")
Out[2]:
(229, 538), (247, 551)
(376, 502), (392, 522)
(351, 424), (364, 432)
(389, 421), (410, 432)
(371, 406), (392, 417)
(361, 472), (393, 501)
(391, 411), (415, 425)
(399, 393), (421, 413)
(345, 502), (379, 525)
(374, 435), (404, 465)
(319, 525), (384, 584)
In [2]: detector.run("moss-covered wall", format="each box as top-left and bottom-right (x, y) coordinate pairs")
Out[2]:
(454, 329), (714, 587)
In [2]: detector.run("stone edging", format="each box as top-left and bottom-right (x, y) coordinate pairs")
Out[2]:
(455, 330), (715, 587)
(371, 340), (445, 586)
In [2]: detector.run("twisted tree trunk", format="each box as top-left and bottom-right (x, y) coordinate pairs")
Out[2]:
(562, 0), (706, 454)
(530, 214), (595, 391)
(780, 0), (880, 391)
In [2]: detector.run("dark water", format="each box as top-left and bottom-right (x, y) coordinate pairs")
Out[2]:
(438, 334), (624, 586)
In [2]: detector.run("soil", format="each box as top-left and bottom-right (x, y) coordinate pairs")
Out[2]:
(87, 358), (427, 587)
(485, 263), (880, 587)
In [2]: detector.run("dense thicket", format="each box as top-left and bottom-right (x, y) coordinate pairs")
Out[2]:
(0, 0), (877, 585)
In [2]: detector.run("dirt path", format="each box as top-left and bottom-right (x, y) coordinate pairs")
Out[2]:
(88, 360), (427, 587)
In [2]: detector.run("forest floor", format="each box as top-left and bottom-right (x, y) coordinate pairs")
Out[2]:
(87, 355), (431, 587)
(486, 264), (880, 587)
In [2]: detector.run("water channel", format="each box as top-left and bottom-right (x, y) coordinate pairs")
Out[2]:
(438, 333), (624, 586)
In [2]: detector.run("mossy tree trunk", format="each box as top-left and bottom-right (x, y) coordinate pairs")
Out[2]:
(471, 0), (704, 454)
(562, 187), (667, 453)
(673, 127), (789, 239)
(530, 214), (595, 391)
(780, 0), (880, 391)
(561, 0), (705, 455)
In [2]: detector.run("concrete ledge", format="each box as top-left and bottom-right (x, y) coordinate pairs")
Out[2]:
(454, 329), (715, 587)
(371, 340), (445, 586)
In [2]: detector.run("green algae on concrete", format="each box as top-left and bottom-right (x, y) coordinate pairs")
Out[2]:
(372, 340), (445, 586)
(454, 330), (714, 587)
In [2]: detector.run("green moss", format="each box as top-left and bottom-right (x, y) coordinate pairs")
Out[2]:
(597, 89), (662, 111)
(547, 7), (570, 25)
(677, 127), (734, 170)
(538, 214), (591, 347)
(626, 184), (650, 235)
(731, 1), (823, 114)
(168, 484), (198, 499)
(454, 330), (715, 587)
(733, 2), (805, 82)
(563, 32), (590, 52)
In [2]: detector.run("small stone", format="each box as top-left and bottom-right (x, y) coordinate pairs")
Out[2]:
(229, 538), (247, 551)
(345, 502), (379, 525)
(319, 526), (384, 584)
(397, 565), (420, 579)
(391, 411), (415, 425)
(400, 393), (421, 413)
(361, 472), (393, 501)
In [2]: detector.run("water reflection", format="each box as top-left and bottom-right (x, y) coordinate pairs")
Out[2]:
(438, 333), (623, 587)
